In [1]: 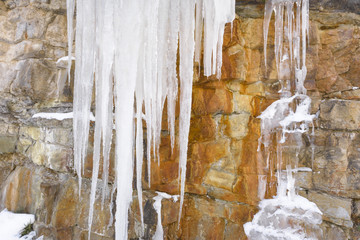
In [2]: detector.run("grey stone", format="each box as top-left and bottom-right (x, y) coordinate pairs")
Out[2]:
(320, 100), (360, 130)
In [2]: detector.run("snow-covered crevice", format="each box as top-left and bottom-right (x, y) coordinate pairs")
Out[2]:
(66, 0), (235, 239)
(246, 0), (322, 239)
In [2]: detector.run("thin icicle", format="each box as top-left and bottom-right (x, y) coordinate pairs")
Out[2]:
(88, 0), (115, 236)
(66, 0), (75, 83)
(167, 0), (180, 152)
(194, 0), (204, 64)
(72, 0), (96, 195)
(135, 74), (145, 235)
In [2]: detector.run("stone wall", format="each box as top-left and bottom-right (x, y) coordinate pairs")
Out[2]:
(0, 0), (359, 239)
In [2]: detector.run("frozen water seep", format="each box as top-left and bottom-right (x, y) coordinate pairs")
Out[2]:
(243, 194), (323, 240)
(246, 0), (322, 239)
(258, 0), (313, 198)
(66, 0), (235, 239)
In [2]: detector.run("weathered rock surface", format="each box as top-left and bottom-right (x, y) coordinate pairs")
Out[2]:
(0, 1), (359, 239)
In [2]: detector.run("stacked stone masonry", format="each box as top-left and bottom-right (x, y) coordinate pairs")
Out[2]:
(0, 0), (359, 239)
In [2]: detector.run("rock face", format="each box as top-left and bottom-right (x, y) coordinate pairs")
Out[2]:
(0, 0), (359, 239)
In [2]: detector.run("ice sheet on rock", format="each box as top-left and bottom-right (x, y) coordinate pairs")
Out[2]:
(248, 1), (322, 239)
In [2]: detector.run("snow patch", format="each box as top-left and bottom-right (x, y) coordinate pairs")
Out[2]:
(0, 209), (40, 240)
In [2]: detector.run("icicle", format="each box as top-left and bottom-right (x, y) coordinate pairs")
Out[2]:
(72, 0), (96, 195)
(167, 0), (180, 152)
(194, 0), (203, 64)
(88, 0), (115, 237)
(66, 0), (75, 83)
(135, 73), (145, 234)
(178, 0), (196, 224)
(113, 1), (141, 239)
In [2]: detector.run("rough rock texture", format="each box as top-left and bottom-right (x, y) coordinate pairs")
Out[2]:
(0, 0), (359, 239)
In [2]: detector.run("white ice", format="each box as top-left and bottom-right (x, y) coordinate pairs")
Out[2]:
(247, 0), (322, 239)
(153, 192), (179, 240)
(67, 0), (235, 239)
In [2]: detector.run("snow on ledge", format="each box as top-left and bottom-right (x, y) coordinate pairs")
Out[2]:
(56, 56), (75, 64)
(32, 112), (95, 121)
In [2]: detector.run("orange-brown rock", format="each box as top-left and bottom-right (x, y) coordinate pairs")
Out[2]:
(192, 87), (233, 116)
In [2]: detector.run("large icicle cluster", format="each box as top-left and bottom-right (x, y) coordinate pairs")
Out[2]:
(66, 1), (235, 239)
(245, 0), (323, 239)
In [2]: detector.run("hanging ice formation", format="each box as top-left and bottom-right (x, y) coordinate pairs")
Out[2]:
(244, 0), (323, 239)
(66, 0), (235, 239)
(153, 192), (179, 240)
(259, 0), (313, 199)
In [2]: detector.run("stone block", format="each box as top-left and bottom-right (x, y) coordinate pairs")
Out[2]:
(45, 15), (67, 47)
(192, 87), (232, 116)
(0, 136), (17, 153)
(222, 113), (250, 139)
(321, 221), (350, 240)
(11, 59), (58, 102)
(29, 141), (72, 172)
(224, 223), (247, 240)
(52, 178), (78, 230)
(0, 62), (17, 92)
(189, 116), (216, 142)
(204, 169), (236, 191)
(244, 48), (262, 84)
(242, 18), (264, 49)
(221, 44), (247, 80)
(232, 93), (253, 114)
(242, 81), (265, 96)
(7, 40), (45, 61)
(0, 166), (59, 217)
(306, 191), (353, 228)
(320, 100), (360, 130)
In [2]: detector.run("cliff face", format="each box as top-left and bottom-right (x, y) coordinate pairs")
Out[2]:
(0, 0), (359, 239)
